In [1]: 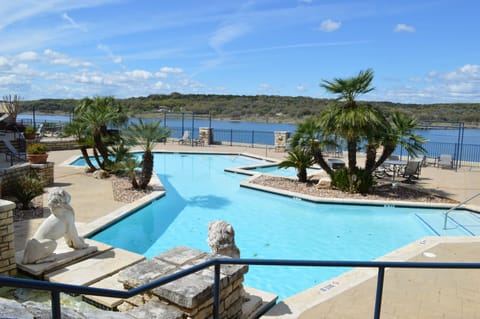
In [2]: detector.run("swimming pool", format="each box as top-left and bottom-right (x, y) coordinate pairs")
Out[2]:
(88, 153), (477, 300)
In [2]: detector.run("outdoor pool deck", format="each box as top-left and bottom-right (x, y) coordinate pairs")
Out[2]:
(7, 143), (480, 318)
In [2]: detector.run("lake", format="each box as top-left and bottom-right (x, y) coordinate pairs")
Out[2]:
(17, 113), (480, 145)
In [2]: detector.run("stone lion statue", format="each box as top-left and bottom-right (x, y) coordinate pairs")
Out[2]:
(207, 220), (240, 258)
(22, 187), (89, 264)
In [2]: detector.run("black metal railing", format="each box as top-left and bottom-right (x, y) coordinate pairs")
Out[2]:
(2, 258), (480, 319)
(12, 120), (480, 166)
(396, 141), (480, 168)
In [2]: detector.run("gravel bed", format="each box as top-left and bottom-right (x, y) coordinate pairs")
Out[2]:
(111, 175), (153, 203)
(250, 175), (457, 203)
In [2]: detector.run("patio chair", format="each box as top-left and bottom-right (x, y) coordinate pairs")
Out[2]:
(178, 131), (191, 144)
(438, 154), (453, 169)
(401, 160), (421, 183)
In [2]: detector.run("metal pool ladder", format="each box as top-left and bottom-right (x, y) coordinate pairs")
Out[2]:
(443, 192), (480, 229)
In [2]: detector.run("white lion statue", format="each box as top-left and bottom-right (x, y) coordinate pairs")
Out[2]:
(22, 187), (89, 264)
(207, 220), (240, 258)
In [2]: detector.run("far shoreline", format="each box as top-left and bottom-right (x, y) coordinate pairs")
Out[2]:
(18, 111), (480, 128)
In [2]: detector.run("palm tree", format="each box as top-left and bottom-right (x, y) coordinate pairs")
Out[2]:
(288, 117), (333, 175)
(63, 119), (97, 172)
(117, 157), (141, 189)
(320, 69), (383, 172)
(278, 147), (315, 183)
(73, 96), (127, 170)
(122, 119), (171, 189)
(372, 112), (427, 172)
(314, 69), (427, 193)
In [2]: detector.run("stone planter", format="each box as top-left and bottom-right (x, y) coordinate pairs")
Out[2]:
(27, 153), (48, 164)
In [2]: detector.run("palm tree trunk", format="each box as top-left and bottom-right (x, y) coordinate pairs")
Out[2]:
(130, 172), (140, 189)
(93, 130), (112, 168)
(373, 145), (396, 170)
(312, 148), (334, 176)
(140, 151), (153, 189)
(92, 148), (105, 170)
(80, 147), (97, 171)
(297, 169), (308, 183)
(347, 140), (357, 172)
(364, 145), (377, 174)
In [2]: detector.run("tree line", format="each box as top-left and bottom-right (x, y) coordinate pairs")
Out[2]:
(20, 94), (480, 126)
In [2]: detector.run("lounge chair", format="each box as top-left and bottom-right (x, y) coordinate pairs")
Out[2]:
(2, 138), (27, 163)
(438, 154), (453, 169)
(178, 131), (191, 144)
(36, 123), (44, 138)
(401, 160), (421, 183)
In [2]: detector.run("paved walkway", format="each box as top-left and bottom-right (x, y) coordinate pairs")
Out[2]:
(8, 142), (480, 318)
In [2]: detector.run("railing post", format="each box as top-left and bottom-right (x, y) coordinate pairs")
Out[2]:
(373, 266), (385, 319)
(230, 129), (233, 146)
(213, 263), (221, 319)
(251, 130), (254, 147)
(51, 290), (61, 319)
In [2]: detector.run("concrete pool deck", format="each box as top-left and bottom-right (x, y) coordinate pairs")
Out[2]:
(9, 143), (480, 318)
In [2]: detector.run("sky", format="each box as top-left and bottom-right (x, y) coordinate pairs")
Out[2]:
(0, 0), (479, 104)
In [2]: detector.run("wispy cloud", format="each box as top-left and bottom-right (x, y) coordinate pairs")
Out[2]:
(97, 44), (123, 64)
(0, 1), (119, 30)
(318, 19), (342, 32)
(44, 49), (93, 67)
(296, 85), (307, 92)
(209, 24), (250, 52)
(394, 23), (415, 33)
(257, 83), (273, 92)
(62, 13), (87, 32)
(16, 51), (40, 61)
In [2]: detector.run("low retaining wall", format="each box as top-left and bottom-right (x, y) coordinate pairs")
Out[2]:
(1, 162), (54, 197)
(0, 200), (16, 276)
(27, 138), (78, 151)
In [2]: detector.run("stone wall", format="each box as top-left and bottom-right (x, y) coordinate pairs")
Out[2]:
(0, 199), (16, 276)
(274, 131), (290, 152)
(1, 162), (54, 196)
(199, 127), (214, 145)
(26, 138), (78, 151)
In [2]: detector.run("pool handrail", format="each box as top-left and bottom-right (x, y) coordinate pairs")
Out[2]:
(443, 192), (480, 229)
(2, 258), (480, 319)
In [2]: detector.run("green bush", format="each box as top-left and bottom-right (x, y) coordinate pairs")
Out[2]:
(27, 143), (47, 154)
(24, 126), (35, 135)
(12, 173), (44, 208)
(331, 168), (375, 194)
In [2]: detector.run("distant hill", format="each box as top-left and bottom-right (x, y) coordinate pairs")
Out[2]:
(21, 94), (480, 126)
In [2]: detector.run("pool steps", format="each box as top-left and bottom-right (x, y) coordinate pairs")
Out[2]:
(415, 211), (480, 236)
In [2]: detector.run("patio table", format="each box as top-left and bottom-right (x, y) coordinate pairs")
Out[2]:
(383, 160), (407, 182)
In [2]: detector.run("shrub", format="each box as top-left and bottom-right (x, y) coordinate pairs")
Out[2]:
(24, 126), (35, 135)
(331, 168), (375, 194)
(27, 143), (47, 154)
(12, 172), (44, 208)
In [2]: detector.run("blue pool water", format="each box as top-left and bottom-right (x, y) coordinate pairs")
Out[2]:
(87, 153), (476, 299)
